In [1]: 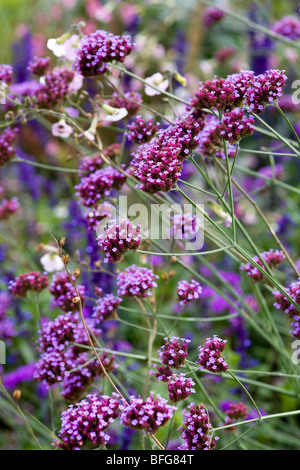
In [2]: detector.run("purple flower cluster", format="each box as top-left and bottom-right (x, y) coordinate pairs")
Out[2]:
(116, 265), (159, 298)
(272, 16), (300, 40)
(131, 110), (204, 194)
(120, 393), (176, 434)
(97, 218), (141, 263)
(273, 279), (300, 338)
(196, 335), (228, 373)
(203, 7), (225, 28)
(167, 373), (195, 403)
(0, 127), (19, 168)
(37, 312), (78, 353)
(0, 196), (19, 220)
(171, 212), (198, 241)
(75, 166), (126, 208)
(191, 70), (286, 115)
(225, 401), (248, 423)
(34, 351), (72, 386)
(35, 68), (74, 108)
(158, 336), (190, 370)
(73, 30), (134, 77)
(9, 271), (49, 298)
(56, 394), (120, 450)
(84, 202), (114, 232)
(198, 116), (222, 157)
(49, 273), (85, 312)
(240, 249), (285, 283)
(108, 91), (142, 116)
(27, 56), (50, 76)
(220, 108), (254, 143)
(126, 115), (160, 144)
(0, 292), (15, 340)
(93, 293), (122, 322)
(178, 403), (218, 450)
(0, 64), (13, 84)
(177, 279), (202, 306)
(245, 69), (287, 114)
(78, 155), (104, 178)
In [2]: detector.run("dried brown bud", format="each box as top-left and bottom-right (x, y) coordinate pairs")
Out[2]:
(60, 237), (66, 247)
(161, 272), (169, 281)
(72, 296), (81, 304)
(13, 390), (21, 401)
(148, 297), (156, 305)
(74, 268), (81, 279)
(62, 254), (69, 265)
(171, 256), (177, 264)
(169, 269), (176, 277)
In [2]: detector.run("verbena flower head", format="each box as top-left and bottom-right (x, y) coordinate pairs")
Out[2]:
(150, 364), (173, 382)
(167, 373), (196, 403)
(220, 108), (254, 143)
(0, 197), (19, 220)
(178, 403), (218, 450)
(117, 265), (159, 298)
(37, 312), (78, 353)
(97, 218), (141, 263)
(126, 115), (160, 144)
(92, 293), (122, 322)
(272, 16), (300, 40)
(171, 212), (198, 241)
(9, 271), (49, 298)
(0, 127), (19, 168)
(191, 76), (237, 112)
(198, 116), (222, 157)
(73, 30), (134, 77)
(120, 393), (176, 434)
(225, 401), (248, 422)
(49, 273), (85, 312)
(245, 69), (287, 114)
(203, 7), (225, 28)
(196, 335), (228, 373)
(158, 336), (190, 369)
(177, 279), (202, 306)
(240, 249), (285, 283)
(56, 394), (120, 450)
(273, 279), (300, 338)
(84, 202), (114, 232)
(0, 64), (13, 84)
(78, 155), (104, 178)
(27, 56), (50, 76)
(35, 68), (74, 108)
(75, 167), (126, 208)
(34, 351), (72, 386)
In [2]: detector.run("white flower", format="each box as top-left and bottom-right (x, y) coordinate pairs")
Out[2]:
(105, 107), (128, 122)
(144, 72), (169, 96)
(51, 120), (73, 139)
(67, 72), (84, 95)
(40, 253), (64, 273)
(83, 130), (96, 142)
(47, 38), (67, 58)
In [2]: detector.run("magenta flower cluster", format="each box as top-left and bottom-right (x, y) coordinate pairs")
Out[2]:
(131, 110), (204, 194)
(178, 403), (218, 450)
(27, 56), (50, 76)
(120, 393), (176, 434)
(240, 249), (285, 283)
(245, 69), (287, 114)
(196, 335), (228, 373)
(78, 155), (104, 178)
(167, 373), (195, 403)
(158, 336), (190, 370)
(75, 166), (126, 208)
(273, 279), (300, 338)
(108, 91), (142, 116)
(116, 265), (158, 298)
(56, 394), (120, 450)
(272, 16), (300, 40)
(97, 218), (141, 263)
(126, 115), (160, 144)
(73, 30), (134, 77)
(0, 64), (13, 84)
(203, 7), (225, 28)
(49, 273), (85, 312)
(35, 68), (74, 108)
(0, 127), (19, 168)
(37, 312), (78, 353)
(93, 293), (122, 323)
(220, 108), (254, 144)
(0, 196), (19, 220)
(225, 401), (248, 424)
(177, 279), (202, 306)
(34, 350), (72, 386)
(84, 202), (114, 232)
(9, 271), (49, 298)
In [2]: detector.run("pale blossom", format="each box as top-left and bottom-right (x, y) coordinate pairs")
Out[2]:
(144, 72), (169, 96)
(51, 120), (73, 139)
(40, 253), (64, 273)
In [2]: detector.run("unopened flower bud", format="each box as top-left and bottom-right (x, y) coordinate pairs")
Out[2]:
(74, 268), (81, 278)
(13, 390), (21, 401)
